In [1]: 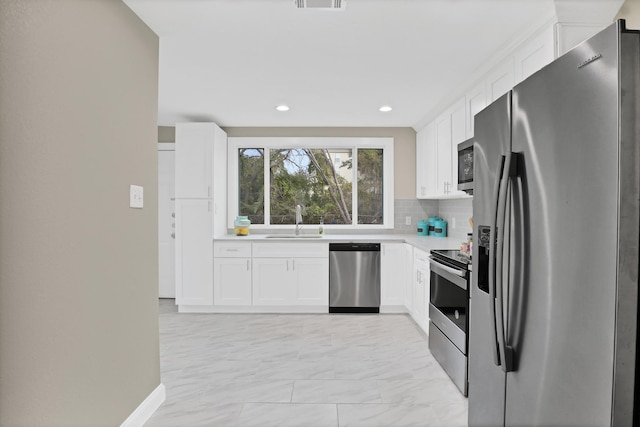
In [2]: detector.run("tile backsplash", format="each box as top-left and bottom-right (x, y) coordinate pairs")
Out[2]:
(438, 198), (473, 239)
(393, 199), (439, 233)
(394, 198), (473, 239)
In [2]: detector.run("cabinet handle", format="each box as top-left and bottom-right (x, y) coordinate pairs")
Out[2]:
(292, 259), (295, 270)
(208, 186), (211, 197)
(247, 260), (250, 271)
(286, 260), (289, 271)
(226, 248), (239, 252)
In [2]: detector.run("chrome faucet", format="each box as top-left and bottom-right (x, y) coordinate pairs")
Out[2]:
(295, 204), (303, 235)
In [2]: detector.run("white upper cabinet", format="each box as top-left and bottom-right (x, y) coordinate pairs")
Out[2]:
(416, 123), (437, 198)
(175, 123), (214, 199)
(435, 111), (453, 195)
(449, 97), (466, 193)
(465, 83), (486, 138)
(416, 97), (468, 199)
(175, 122), (227, 235)
(486, 56), (515, 104)
(514, 25), (556, 84)
(556, 23), (606, 56)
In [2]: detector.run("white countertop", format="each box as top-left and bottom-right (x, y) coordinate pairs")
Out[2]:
(215, 233), (463, 253)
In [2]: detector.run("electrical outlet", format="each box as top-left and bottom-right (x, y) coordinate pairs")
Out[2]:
(405, 216), (411, 225)
(130, 185), (144, 209)
(452, 217), (456, 229)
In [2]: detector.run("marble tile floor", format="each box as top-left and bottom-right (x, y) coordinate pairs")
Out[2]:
(145, 299), (468, 427)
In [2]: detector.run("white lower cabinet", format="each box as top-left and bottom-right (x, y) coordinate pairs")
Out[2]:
(381, 243), (409, 307)
(293, 257), (329, 305)
(411, 248), (431, 334)
(252, 258), (294, 305)
(213, 258), (252, 305)
(175, 199), (213, 306)
(213, 242), (252, 305)
(252, 243), (329, 306)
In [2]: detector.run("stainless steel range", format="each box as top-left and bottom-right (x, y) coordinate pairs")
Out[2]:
(429, 249), (471, 395)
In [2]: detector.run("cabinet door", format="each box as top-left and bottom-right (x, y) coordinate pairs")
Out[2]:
(435, 113), (453, 195)
(404, 247), (414, 312)
(381, 243), (406, 306)
(175, 199), (213, 306)
(252, 258), (295, 305)
(416, 124), (437, 198)
(486, 57), (515, 104)
(450, 98), (467, 194)
(175, 123), (213, 199)
(213, 258), (252, 305)
(293, 257), (329, 305)
(413, 265), (425, 330)
(412, 249), (430, 332)
(211, 124), (228, 237)
(514, 24), (555, 84)
(465, 83), (487, 138)
(420, 259), (431, 328)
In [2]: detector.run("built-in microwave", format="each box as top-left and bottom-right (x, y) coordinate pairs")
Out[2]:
(457, 138), (473, 194)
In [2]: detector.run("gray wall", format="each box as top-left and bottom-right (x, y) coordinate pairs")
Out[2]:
(0, 1), (161, 425)
(224, 127), (417, 199)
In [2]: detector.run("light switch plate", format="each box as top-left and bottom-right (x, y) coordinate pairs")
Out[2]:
(130, 185), (144, 208)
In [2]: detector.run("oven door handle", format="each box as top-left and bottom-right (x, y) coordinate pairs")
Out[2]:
(429, 259), (467, 290)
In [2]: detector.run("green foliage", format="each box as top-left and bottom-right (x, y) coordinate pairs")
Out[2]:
(238, 146), (383, 225)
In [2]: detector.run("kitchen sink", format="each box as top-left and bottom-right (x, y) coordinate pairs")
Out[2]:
(264, 234), (323, 239)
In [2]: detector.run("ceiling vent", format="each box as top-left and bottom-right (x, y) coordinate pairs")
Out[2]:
(295, 0), (345, 10)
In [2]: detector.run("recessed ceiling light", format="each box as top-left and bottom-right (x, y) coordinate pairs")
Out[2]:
(379, 105), (392, 112)
(276, 105), (290, 112)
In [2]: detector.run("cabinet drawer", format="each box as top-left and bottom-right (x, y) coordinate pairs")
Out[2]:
(214, 242), (252, 258)
(252, 242), (328, 258)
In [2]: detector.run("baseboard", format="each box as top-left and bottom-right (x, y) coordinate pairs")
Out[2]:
(120, 383), (166, 427)
(178, 305), (329, 313)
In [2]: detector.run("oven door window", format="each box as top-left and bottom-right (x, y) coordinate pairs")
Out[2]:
(430, 268), (468, 331)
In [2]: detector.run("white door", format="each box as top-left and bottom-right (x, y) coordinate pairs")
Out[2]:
(158, 147), (175, 298)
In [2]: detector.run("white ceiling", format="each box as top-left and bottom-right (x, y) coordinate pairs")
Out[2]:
(124, 0), (564, 128)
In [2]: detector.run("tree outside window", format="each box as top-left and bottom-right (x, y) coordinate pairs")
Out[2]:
(232, 137), (393, 229)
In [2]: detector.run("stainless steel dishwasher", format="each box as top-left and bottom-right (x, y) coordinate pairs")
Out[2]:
(329, 243), (381, 313)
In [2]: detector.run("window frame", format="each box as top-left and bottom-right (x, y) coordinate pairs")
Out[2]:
(227, 137), (394, 230)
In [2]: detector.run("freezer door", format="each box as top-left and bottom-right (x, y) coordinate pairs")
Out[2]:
(505, 21), (638, 426)
(468, 93), (511, 426)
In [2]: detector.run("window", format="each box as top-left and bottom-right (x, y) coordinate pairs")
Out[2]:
(228, 137), (394, 229)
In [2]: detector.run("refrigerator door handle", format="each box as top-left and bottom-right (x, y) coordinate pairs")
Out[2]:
(489, 155), (506, 367)
(497, 152), (516, 372)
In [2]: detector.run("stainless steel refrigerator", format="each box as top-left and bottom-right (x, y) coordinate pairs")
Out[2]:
(469, 20), (640, 426)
